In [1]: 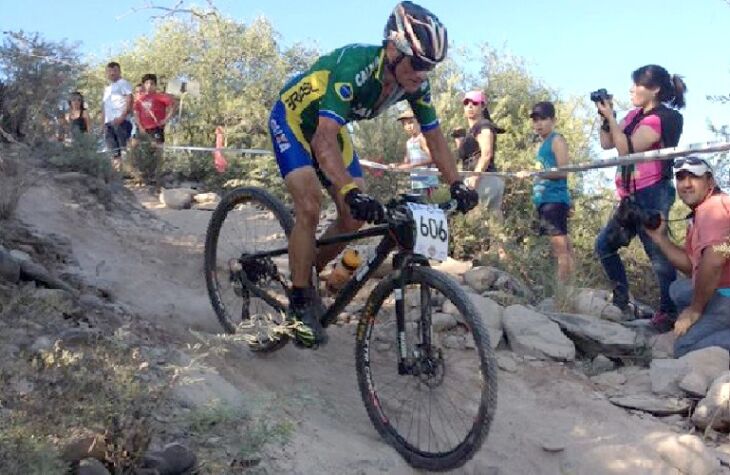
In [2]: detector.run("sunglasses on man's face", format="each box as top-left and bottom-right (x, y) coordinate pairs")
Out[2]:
(463, 100), (482, 106)
(409, 55), (436, 72)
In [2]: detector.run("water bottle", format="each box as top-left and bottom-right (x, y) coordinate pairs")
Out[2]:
(326, 249), (362, 293)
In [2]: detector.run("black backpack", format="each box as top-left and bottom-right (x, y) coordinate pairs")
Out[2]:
(621, 104), (683, 193)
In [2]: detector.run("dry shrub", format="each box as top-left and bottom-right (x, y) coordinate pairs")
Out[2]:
(0, 155), (28, 220)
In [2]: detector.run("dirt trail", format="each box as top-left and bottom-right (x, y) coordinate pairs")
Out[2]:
(16, 175), (714, 474)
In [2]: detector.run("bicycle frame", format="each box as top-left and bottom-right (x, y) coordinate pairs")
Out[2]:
(238, 220), (434, 372)
(240, 223), (397, 326)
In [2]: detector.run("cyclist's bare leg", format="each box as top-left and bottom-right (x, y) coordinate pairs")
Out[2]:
(315, 177), (366, 272)
(285, 167), (323, 288)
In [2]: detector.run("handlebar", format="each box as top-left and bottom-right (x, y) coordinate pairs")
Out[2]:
(380, 196), (459, 227)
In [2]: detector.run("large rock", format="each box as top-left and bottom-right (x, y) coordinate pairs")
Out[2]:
(654, 434), (721, 475)
(679, 346), (730, 396)
(463, 266), (500, 293)
(545, 312), (640, 357)
(160, 188), (196, 209)
(141, 442), (197, 475)
(442, 293), (503, 348)
(502, 305), (575, 361)
(650, 359), (690, 396)
(692, 371), (730, 431)
(651, 347), (730, 396)
(569, 288), (624, 320)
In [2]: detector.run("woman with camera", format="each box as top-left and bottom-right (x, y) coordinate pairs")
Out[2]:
(594, 64), (687, 331)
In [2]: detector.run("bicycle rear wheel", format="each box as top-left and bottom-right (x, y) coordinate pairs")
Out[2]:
(355, 266), (497, 471)
(204, 187), (293, 352)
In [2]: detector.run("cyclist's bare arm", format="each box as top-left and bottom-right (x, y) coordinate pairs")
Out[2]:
(311, 116), (355, 191)
(422, 127), (460, 184)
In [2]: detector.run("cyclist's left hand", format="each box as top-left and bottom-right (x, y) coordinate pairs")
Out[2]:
(450, 180), (479, 214)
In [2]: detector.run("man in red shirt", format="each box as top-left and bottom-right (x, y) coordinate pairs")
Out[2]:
(645, 157), (730, 357)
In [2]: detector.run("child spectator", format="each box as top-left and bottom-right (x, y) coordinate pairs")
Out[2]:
(395, 108), (438, 197)
(528, 101), (575, 281)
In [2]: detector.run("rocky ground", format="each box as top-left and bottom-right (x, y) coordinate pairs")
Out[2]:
(1, 156), (730, 474)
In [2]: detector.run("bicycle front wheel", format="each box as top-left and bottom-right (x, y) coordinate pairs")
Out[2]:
(204, 187), (293, 352)
(355, 266), (497, 471)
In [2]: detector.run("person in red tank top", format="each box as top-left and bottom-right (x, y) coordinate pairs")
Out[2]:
(133, 74), (178, 187)
(133, 73), (177, 144)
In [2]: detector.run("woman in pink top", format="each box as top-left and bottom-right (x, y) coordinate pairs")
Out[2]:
(594, 64), (687, 330)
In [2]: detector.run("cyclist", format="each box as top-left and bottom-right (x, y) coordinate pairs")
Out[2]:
(268, 1), (478, 347)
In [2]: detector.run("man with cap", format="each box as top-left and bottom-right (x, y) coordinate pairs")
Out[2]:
(644, 157), (730, 357)
(395, 108), (439, 197)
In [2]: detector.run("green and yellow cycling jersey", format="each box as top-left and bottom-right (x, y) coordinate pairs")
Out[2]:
(278, 43), (439, 143)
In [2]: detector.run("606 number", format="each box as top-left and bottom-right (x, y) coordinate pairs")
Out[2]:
(419, 216), (447, 242)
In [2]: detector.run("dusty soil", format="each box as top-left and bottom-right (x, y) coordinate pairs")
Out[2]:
(15, 174), (728, 474)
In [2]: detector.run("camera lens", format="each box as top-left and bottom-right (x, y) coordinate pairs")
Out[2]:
(643, 211), (662, 231)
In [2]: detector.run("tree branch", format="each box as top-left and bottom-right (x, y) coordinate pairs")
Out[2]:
(116, 0), (219, 21)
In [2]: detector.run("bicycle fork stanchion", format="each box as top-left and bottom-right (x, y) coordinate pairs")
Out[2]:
(393, 253), (431, 376)
(395, 268), (408, 375)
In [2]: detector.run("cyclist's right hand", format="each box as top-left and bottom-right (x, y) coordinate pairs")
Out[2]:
(344, 187), (385, 223)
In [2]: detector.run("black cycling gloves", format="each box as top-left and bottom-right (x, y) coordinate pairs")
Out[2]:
(343, 181), (478, 222)
(449, 180), (479, 214)
(344, 188), (385, 223)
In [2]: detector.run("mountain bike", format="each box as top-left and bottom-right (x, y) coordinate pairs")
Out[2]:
(204, 186), (497, 471)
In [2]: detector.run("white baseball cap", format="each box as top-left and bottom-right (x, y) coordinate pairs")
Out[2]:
(673, 156), (713, 177)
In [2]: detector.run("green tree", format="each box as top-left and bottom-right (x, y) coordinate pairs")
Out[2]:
(80, 9), (318, 184)
(0, 31), (84, 142)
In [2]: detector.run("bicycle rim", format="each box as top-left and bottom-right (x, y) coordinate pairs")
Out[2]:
(204, 187), (293, 351)
(356, 267), (497, 471)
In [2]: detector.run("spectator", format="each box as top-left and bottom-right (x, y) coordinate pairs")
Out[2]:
(395, 108), (439, 198)
(644, 157), (730, 356)
(594, 64), (687, 329)
(133, 74), (177, 186)
(528, 101), (575, 282)
(455, 90), (506, 218)
(65, 91), (90, 137)
(133, 73), (177, 145)
(129, 83), (144, 144)
(102, 61), (133, 170)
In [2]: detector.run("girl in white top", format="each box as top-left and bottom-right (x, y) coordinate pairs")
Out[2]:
(396, 109), (439, 197)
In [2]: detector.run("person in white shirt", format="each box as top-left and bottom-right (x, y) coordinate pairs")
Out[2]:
(102, 62), (133, 168)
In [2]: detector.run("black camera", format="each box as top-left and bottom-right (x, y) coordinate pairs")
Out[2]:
(590, 88), (612, 104)
(604, 198), (662, 248)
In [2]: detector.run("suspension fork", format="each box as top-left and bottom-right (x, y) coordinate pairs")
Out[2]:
(393, 253), (431, 375)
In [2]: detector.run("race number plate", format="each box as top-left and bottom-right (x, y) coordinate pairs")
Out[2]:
(406, 203), (449, 262)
